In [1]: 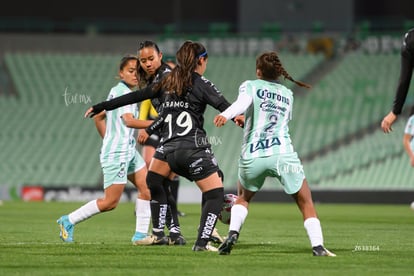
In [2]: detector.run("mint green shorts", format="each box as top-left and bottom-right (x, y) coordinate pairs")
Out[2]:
(101, 151), (146, 189)
(238, 152), (305, 194)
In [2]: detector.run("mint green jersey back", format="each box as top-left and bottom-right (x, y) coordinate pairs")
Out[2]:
(100, 81), (138, 163)
(404, 115), (414, 151)
(240, 79), (294, 159)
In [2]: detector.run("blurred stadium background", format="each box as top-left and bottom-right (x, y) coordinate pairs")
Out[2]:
(1, 0), (414, 203)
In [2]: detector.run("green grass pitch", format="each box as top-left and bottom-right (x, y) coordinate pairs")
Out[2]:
(0, 201), (413, 275)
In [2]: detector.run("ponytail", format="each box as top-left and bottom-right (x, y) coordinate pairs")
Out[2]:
(257, 52), (311, 89)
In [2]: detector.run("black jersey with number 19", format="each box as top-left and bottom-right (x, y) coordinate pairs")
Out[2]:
(146, 72), (231, 154)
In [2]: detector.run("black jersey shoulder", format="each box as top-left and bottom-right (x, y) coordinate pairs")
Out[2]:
(189, 72), (231, 112)
(147, 63), (172, 111)
(192, 73), (221, 93)
(402, 29), (414, 55)
(189, 72), (224, 102)
(150, 62), (172, 85)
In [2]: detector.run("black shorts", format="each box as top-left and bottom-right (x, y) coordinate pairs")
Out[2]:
(155, 147), (219, 181)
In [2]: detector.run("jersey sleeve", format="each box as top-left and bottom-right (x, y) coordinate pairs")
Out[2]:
(201, 80), (231, 112)
(220, 81), (253, 119)
(108, 86), (135, 117)
(93, 85), (160, 113)
(139, 100), (152, 120)
(392, 29), (414, 115)
(145, 114), (164, 135)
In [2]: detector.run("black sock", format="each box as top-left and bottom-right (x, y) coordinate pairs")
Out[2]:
(196, 187), (224, 247)
(169, 176), (180, 202)
(147, 171), (168, 234)
(201, 171), (222, 208)
(164, 178), (180, 234)
(165, 205), (172, 230)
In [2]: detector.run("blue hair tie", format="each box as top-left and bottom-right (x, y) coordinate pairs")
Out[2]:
(197, 51), (207, 58)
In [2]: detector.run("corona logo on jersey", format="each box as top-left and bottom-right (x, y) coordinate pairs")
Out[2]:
(256, 88), (290, 105)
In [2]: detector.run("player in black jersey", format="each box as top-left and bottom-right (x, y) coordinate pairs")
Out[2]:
(134, 41), (186, 246)
(85, 41), (241, 251)
(381, 28), (414, 133)
(143, 41), (244, 251)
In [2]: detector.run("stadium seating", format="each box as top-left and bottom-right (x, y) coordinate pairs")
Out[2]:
(303, 119), (413, 189)
(290, 52), (404, 157)
(1, 53), (121, 187)
(1, 50), (413, 192)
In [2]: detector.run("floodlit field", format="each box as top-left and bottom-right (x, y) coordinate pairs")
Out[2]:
(0, 201), (413, 275)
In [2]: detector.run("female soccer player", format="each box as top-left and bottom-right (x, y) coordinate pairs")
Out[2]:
(132, 41), (185, 245)
(57, 55), (154, 245)
(403, 108), (414, 167)
(85, 41), (241, 251)
(213, 51), (336, 256)
(381, 28), (414, 133)
(138, 58), (184, 218)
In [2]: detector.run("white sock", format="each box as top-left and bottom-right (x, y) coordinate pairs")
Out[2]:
(68, 200), (100, 225)
(304, 217), (324, 247)
(229, 204), (248, 233)
(135, 198), (151, 234)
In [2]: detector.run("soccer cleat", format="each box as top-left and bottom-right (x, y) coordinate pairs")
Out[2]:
(131, 232), (155, 245)
(168, 234), (187, 245)
(57, 215), (74, 243)
(192, 242), (218, 252)
(150, 233), (169, 245)
(312, 245), (337, 257)
(218, 233), (238, 255)
(209, 227), (224, 244)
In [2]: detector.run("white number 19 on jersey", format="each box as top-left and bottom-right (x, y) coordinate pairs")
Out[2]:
(164, 111), (193, 138)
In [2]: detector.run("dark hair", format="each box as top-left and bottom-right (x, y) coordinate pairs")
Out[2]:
(156, 40), (207, 96)
(138, 40), (160, 52)
(119, 54), (138, 71)
(136, 40), (161, 88)
(256, 52), (311, 89)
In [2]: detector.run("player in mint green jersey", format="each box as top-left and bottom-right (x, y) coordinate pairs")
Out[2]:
(214, 51), (335, 257)
(403, 108), (414, 166)
(57, 55), (154, 245)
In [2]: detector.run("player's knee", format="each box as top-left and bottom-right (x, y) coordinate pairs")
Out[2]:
(99, 198), (120, 212)
(138, 188), (151, 201)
